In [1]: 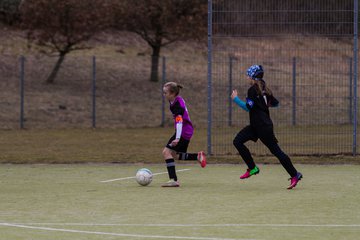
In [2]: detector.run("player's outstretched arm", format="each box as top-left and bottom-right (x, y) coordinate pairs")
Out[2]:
(231, 89), (249, 112)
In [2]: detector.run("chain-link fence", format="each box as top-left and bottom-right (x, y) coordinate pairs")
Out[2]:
(1, 0), (359, 157)
(0, 54), (207, 129)
(208, 0), (358, 156)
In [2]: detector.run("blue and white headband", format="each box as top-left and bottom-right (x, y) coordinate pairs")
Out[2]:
(246, 65), (264, 80)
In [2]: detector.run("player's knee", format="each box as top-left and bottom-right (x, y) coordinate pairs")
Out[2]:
(162, 148), (172, 158)
(233, 138), (238, 147)
(162, 148), (168, 156)
(233, 138), (242, 148)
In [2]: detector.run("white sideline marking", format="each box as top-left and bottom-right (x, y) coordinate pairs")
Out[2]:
(0, 223), (256, 240)
(3, 222), (360, 228)
(100, 168), (191, 183)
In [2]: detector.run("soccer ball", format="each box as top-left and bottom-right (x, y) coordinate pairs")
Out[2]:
(135, 168), (153, 186)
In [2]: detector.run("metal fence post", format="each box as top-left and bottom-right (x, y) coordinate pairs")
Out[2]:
(353, 0), (358, 155)
(228, 56), (233, 127)
(207, 0), (213, 155)
(292, 57), (297, 126)
(161, 56), (166, 127)
(349, 57), (353, 124)
(92, 56), (96, 128)
(19, 56), (25, 129)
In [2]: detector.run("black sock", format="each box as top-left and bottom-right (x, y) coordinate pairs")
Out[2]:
(178, 152), (198, 160)
(165, 159), (177, 181)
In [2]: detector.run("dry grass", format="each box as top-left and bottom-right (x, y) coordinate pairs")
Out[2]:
(0, 27), (359, 157)
(0, 27), (356, 130)
(0, 127), (205, 164)
(0, 127), (359, 164)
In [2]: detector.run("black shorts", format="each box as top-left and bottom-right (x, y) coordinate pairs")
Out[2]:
(165, 134), (190, 153)
(236, 125), (278, 146)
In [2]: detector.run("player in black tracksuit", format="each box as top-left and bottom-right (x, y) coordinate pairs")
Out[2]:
(231, 65), (302, 189)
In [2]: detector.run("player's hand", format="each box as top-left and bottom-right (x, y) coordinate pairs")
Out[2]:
(171, 139), (180, 146)
(231, 89), (238, 100)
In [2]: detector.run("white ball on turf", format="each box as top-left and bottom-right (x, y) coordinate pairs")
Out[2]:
(135, 168), (153, 186)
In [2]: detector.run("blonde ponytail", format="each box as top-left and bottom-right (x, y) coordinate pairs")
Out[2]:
(164, 82), (183, 96)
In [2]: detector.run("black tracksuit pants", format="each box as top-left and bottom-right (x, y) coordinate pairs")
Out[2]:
(233, 125), (297, 177)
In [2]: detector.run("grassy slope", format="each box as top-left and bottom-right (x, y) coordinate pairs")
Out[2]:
(0, 27), (355, 129)
(0, 27), (208, 129)
(0, 27), (359, 161)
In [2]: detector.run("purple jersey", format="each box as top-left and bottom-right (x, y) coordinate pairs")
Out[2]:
(170, 96), (194, 140)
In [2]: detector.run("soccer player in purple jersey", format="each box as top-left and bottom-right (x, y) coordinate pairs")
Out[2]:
(161, 82), (206, 187)
(231, 65), (302, 189)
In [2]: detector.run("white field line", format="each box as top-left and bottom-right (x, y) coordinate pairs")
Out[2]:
(0, 223), (257, 240)
(2, 223), (360, 228)
(100, 168), (191, 183)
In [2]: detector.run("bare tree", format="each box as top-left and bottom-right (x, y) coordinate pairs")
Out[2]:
(0, 0), (22, 25)
(114, 0), (207, 82)
(20, 0), (111, 84)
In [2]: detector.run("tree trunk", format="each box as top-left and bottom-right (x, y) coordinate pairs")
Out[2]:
(46, 53), (66, 84)
(150, 45), (161, 82)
